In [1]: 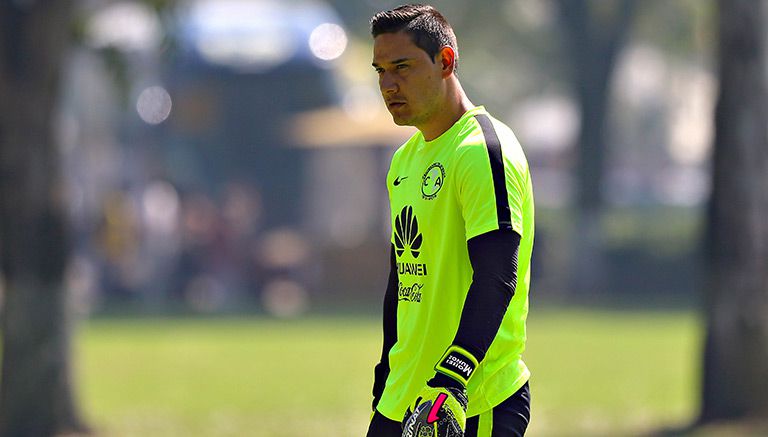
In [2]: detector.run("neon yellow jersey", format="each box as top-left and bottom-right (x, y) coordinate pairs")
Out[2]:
(378, 106), (534, 419)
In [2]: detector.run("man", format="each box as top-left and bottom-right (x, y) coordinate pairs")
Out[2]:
(366, 4), (534, 437)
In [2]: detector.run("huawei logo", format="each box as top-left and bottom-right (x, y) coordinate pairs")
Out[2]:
(394, 206), (423, 258)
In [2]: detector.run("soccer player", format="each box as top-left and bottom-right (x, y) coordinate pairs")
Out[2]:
(366, 4), (535, 437)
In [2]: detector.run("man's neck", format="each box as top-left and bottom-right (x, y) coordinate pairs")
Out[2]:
(420, 82), (474, 141)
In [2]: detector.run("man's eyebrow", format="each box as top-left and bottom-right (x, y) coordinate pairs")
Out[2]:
(372, 58), (413, 68)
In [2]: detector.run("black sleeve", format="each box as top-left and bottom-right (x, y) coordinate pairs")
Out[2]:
(452, 228), (520, 363)
(431, 229), (520, 389)
(372, 244), (398, 409)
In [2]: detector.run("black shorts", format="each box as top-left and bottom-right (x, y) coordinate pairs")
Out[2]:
(366, 381), (530, 437)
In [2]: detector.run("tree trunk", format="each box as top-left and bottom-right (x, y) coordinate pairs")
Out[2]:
(0, 1), (89, 435)
(556, 0), (636, 293)
(700, 0), (768, 423)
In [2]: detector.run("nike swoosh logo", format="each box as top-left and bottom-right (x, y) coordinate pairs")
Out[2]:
(394, 176), (408, 186)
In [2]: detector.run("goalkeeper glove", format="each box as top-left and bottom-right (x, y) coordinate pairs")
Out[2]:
(401, 346), (478, 437)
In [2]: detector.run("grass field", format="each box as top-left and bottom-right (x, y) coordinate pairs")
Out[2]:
(76, 308), (700, 436)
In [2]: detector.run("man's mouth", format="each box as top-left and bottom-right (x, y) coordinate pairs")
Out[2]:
(387, 101), (406, 109)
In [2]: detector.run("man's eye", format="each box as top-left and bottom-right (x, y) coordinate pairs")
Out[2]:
(396, 64), (408, 70)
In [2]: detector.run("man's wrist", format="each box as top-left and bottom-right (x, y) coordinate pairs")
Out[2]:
(427, 372), (464, 390)
(433, 344), (479, 387)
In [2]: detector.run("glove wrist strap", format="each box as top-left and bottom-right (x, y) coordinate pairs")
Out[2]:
(434, 345), (479, 387)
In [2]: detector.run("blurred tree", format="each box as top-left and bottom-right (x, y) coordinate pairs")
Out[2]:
(555, 0), (637, 293)
(700, 0), (768, 424)
(0, 1), (89, 435)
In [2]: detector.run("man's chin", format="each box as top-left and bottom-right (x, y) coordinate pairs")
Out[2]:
(392, 118), (408, 126)
(389, 113), (413, 127)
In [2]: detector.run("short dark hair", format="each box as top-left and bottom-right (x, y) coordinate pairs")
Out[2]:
(371, 4), (459, 71)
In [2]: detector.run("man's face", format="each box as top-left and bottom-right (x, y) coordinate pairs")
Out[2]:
(372, 31), (446, 128)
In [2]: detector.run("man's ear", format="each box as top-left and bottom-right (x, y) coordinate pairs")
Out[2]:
(437, 46), (456, 78)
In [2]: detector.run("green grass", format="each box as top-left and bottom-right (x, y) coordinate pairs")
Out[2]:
(75, 308), (700, 436)
(525, 308), (700, 435)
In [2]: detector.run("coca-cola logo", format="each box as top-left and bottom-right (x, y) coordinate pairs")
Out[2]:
(398, 282), (423, 303)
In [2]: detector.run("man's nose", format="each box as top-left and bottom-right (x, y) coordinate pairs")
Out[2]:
(379, 73), (398, 95)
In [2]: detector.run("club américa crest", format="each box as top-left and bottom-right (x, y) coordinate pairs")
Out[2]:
(421, 162), (445, 200)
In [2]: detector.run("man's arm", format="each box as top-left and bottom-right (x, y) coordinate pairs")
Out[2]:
(401, 229), (519, 434)
(430, 228), (520, 388)
(372, 244), (398, 410)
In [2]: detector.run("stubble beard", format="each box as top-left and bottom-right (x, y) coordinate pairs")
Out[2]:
(389, 103), (436, 130)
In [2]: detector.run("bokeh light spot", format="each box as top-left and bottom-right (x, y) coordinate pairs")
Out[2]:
(309, 23), (347, 61)
(136, 86), (172, 125)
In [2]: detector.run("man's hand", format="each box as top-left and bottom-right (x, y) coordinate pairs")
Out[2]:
(401, 345), (478, 437)
(401, 384), (467, 437)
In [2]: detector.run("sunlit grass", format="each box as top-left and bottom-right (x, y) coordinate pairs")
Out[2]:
(526, 308), (700, 435)
(75, 309), (700, 436)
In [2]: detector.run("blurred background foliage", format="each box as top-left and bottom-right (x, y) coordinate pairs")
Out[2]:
(57, 0), (716, 315)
